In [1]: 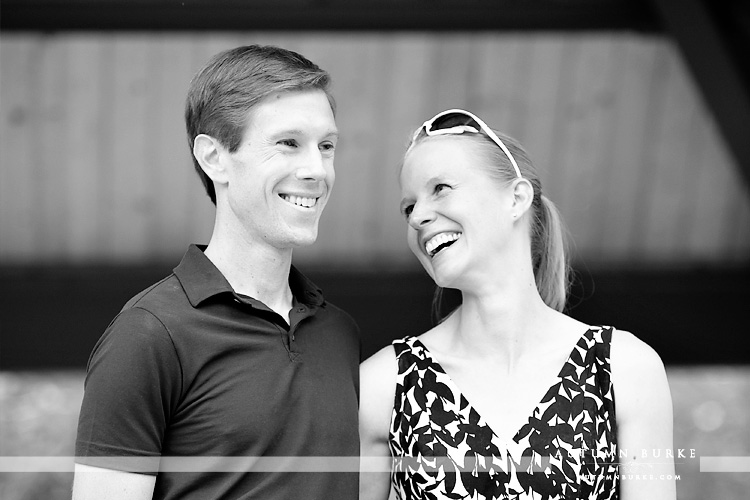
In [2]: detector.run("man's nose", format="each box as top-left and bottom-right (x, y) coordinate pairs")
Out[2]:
(295, 147), (328, 181)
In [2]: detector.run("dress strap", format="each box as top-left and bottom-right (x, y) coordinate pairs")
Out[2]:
(391, 336), (425, 375)
(390, 336), (430, 419)
(587, 326), (615, 390)
(593, 325), (614, 358)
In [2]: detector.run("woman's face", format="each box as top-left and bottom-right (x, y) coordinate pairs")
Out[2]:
(399, 136), (517, 290)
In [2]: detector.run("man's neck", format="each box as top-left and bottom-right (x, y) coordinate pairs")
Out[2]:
(203, 235), (294, 323)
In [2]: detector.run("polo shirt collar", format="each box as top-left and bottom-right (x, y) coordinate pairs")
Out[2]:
(174, 244), (325, 309)
(289, 265), (326, 308)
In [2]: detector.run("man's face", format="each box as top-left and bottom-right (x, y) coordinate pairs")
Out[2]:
(222, 89), (338, 250)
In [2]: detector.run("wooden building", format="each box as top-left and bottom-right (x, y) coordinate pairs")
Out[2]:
(1, 0), (749, 367)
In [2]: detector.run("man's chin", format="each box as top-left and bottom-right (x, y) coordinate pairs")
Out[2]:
(287, 229), (319, 249)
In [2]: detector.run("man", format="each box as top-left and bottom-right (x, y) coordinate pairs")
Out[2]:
(73, 45), (360, 499)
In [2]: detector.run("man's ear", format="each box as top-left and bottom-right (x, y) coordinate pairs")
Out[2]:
(511, 178), (534, 217)
(193, 134), (229, 186)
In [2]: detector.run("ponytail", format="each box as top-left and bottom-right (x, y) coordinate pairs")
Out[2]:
(532, 195), (570, 312)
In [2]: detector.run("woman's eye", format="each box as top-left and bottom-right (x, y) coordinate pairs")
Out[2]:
(402, 205), (414, 219)
(435, 183), (450, 194)
(278, 139), (298, 147)
(320, 142), (335, 153)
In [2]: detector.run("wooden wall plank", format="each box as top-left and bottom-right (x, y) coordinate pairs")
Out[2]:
(687, 118), (735, 260)
(584, 39), (630, 261)
(556, 37), (621, 259)
(35, 40), (69, 259)
(80, 39), (114, 258)
(519, 36), (567, 201)
(471, 35), (528, 138)
(65, 36), (105, 261)
(538, 38), (579, 227)
(149, 35), (201, 259)
(715, 137), (750, 261)
(430, 35), (476, 110)
(596, 37), (660, 261)
(108, 37), (152, 260)
(546, 38), (589, 250)
(732, 194), (750, 259)
(0, 37), (36, 260)
(641, 43), (702, 260)
(628, 42), (675, 260)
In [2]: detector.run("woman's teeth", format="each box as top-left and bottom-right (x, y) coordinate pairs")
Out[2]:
(425, 232), (461, 257)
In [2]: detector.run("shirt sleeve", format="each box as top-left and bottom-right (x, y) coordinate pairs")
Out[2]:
(75, 306), (182, 475)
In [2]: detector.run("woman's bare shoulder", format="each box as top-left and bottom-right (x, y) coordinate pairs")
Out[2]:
(610, 328), (666, 375)
(609, 328), (671, 418)
(361, 342), (398, 376)
(360, 342), (400, 445)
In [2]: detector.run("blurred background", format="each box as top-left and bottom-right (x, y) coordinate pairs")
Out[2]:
(1, 0), (749, 499)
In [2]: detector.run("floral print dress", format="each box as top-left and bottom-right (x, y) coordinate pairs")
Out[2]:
(389, 326), (619, 500)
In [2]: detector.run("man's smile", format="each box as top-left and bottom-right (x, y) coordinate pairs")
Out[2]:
(279, 193), (320, 209)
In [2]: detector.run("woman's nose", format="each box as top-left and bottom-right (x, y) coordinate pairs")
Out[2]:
(408, 202), (436, 230)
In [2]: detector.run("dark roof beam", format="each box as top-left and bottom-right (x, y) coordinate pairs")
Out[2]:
(651, 0), (750, 191)
(1, 1), (660, 32)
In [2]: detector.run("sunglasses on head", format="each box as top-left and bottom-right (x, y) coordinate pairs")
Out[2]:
(414, 109), (523, 179)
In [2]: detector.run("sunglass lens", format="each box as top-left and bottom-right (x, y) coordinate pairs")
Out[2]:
(430, 113), (478, 132)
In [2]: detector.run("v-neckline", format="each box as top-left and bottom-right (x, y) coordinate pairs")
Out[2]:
(411, 327), (594, 447)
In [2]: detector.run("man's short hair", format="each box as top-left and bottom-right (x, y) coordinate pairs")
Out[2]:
(185, 45), (335, 204)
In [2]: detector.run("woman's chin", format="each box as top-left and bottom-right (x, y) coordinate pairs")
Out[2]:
(428, 266), (459, 289)
(418, 252), (462, 288)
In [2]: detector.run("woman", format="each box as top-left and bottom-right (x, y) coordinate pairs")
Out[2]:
(360, 109), (675, 499)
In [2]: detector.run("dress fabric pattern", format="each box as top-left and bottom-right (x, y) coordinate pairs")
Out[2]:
(388, 326), (619, 500)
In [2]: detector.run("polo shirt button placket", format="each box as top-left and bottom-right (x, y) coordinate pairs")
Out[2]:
(291, 306), (307, 342)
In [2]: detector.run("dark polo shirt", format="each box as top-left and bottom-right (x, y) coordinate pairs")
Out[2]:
(76, 245), (360, 499)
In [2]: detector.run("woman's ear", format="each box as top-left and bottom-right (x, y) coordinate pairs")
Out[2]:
(193, 134), (229, 186)
(511, 178), (534, 217)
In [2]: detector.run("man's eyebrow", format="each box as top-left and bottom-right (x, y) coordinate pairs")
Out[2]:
(270, 128), (339, 138)
(318, 128), (339, 139)
(268, 128), (303, 137)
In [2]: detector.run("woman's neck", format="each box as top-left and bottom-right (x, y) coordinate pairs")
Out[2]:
(442, 267), (557, 370)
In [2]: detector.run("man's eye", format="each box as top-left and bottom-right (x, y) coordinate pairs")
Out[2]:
(320, 142), (335, 153)
(402, 205), (414, 219)
(435, 183), (450, 194)
(278, 139), (298, 147)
